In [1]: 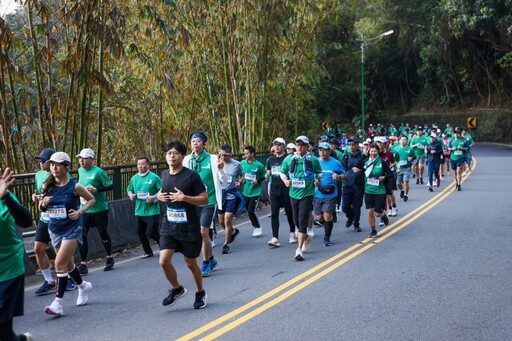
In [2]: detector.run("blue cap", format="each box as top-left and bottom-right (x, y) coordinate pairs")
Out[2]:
(189, 132), (207, 143)
(318, 142), (331, 150)
(36, 148), (56, 163)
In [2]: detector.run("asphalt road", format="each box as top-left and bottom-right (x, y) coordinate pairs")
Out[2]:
(14, 143), (512, 340)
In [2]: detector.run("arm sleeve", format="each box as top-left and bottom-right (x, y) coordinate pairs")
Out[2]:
(1, 192), (33, 227)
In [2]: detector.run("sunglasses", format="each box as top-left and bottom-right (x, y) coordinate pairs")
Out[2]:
(219, 153), (232, 157)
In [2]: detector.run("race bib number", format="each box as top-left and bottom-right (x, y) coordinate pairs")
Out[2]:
(41, 212), (51, 221)
(397, 160), (407, 167)
(291, 179), (306, 189)
(417, 144), (424, 149)
(48, 205), (67, 219)
(166, 208), (188, 224)
(271, 166), (281, 176)
(454, 150), (463, 156)
(245, 173), (256, 182)
(137, 191), (150, 200)
(227, 175), (233, 184)
(80, 197), (87, 205)
(367, 178), (380, 187)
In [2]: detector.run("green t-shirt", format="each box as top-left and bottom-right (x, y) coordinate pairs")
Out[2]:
(410, 135), (429, 157)
(187, 151), (217, 206)
(464, 134), (474, 149)
(241, 159), (266, 198)
(395, 145), (415, 170)
(35, 170), (51, 223)
(450, 139), (466, 161)
(0, 192), (25, 282)
(364, 157), (387, 195)
(280, 153), (322, 200)
(127, 171), (162, 216)
(78, 165), (113, 213)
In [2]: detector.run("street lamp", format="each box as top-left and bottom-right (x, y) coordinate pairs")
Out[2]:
(360, 29), (393, 140)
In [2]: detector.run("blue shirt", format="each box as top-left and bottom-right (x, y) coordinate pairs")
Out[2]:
(315, 157), (345, 199)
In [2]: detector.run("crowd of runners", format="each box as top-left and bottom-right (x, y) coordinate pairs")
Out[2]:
(0, 122), (474, 339)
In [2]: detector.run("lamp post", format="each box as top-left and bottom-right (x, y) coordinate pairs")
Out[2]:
(360, 30), (393, 140)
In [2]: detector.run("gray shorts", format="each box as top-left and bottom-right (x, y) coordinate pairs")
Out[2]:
(313, 197), (337, 216)
(397, 168), (412, 183)
(412, 156), (426, 167)
(198, 204), (216, 229)
(49, 226), (83, 249)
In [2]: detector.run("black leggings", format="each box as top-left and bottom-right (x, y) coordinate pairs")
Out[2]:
(137, 215), (160, 254)
(0, 320), (17, 341)
(270, 192), (295, 239)
(80, 210), (112, 261)
(244, 196), (260, 228)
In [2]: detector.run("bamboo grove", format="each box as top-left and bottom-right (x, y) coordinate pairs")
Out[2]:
(1, 0), (511, 172)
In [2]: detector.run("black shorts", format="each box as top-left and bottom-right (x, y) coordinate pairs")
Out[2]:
(364, 193), (386, 213)
(290, 196), (314, 233)
(198, 205), (216, 228)
(0, 274), (24, 323)
(218, 197), (240, 214)
(82, 210), (109, 233)
(386, 176), (397, 194)
(160, 224), (202, 259)
(34, 220), (51, 244)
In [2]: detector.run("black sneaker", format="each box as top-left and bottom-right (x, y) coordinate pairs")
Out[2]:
(368, 229), (378, 238)
(193, 290), (207, 309)
(457, 184), (461, 191)
(420, 178), (424, 185)
(104, 257), (115, 271)
(416, 178), (420, 185)
(403, 195), (408, 202)
(345, 219), (353, 228)
(162, 286), (187, 306)
(428, 186), (433, 192)
(229, 228), (240, 244)
(382, 214), (390, 226)
(78, 263), (88, 275)
(400, 190), (404, 198)
(354, 226), (362, 232)
(222, 244), (230, 254)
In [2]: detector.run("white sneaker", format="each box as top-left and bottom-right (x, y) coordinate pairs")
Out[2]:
(289, 233), (298, 244)
(336, 205), (342, 213)
(267, 237), (281, 248)
(252, 227), (262, 238)
(44, 298), (63, 316)
(294, 248), (304, 261)
(440, 176), (444, 180)
(386, 209), (392, 216)
(302, 234), (313, 252)
(379, 219), (385, 227)
(391, 207), (397, 216)
(23, 333), (34, 341)
(307, 227), (315, 237)
(211, 239), (216, 248)
(77, 281), (92, 306)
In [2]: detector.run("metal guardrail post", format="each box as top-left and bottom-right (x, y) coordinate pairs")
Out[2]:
(112, 167), (123, 200)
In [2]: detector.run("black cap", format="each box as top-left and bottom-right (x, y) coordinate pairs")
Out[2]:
(347, 136), (358, 143)
(36, 148), (56, 163)
(329, 138), (339, 145)
(454, 129), (461, 134)
(417, 126), (423, 131)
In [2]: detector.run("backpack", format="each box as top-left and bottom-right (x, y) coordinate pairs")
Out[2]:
(289, 153), (313, 175)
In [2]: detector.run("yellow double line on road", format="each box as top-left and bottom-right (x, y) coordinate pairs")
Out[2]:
(178, 159), (476, 341)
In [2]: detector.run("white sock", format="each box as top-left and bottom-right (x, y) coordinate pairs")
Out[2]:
(41, 268), (54, 283)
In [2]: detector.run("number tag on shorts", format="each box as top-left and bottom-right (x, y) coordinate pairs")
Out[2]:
(48, 205), (67, 220)
(418, 144), (424, 149)
(291, 179), (306, 189)
(245, 173), (256, 182)
(367, 178), (380, 187)
(80, 197), (87, 205)
(166, 207), (188, 224)
(271, 166), (280, 176)
(454, 150), (463, 156)
(137, 191), (150, 200)
(41, 212), (51, 221)
(398, 160), (407, 167)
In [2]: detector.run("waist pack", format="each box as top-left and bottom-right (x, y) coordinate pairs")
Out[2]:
(318, 185), (335, 194)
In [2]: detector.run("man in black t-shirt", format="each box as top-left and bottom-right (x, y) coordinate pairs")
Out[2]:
(157, 141), (209, 310)
(265, 138), (296, 247)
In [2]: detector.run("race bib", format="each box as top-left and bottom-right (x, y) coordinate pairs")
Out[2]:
(397, 160), (407, 167)
(367, 178), (380, 187)
(137, 191), (150, 200)
(227, 175), (233, 184)
(417, 144), (424, 149)
(291, 179), (306, 189)
(245, 173), (256, 182)
(41, 212), (51, 221)
(80, 197), (87, 205)
(454, 150), (463, 156)
(166, 207), (188, 224)
(48, 205), (67, 219)
(271, 166), (281, 176)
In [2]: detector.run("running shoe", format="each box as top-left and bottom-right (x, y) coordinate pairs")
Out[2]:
(302, 234), (313, 252)
(336, 205), (342, 213)
(382, 214), (390, 226)
(209, 259), (218, 272)
(104, 257), (115, 271)
(201, 262), (211, 277)
(400, 190), (404, 198)
(35, 281), (56, 295)
(193, 290), (207, 309)
(416, 178), (420, 184)
(354, 226), (362, 232)
(457, 184), (461, 191)
(222, 244), (231, 254)
(22, 333), (33, 341)
(252, 227), (262, 238)
(294, 248), (304, 261)
(140, 253), (154, 259)
(420, 178), (424, 184)
(162, 286), (187, 307)
(345, 219), (353, 228)
(211, 239), (216, 248)
(368, 229), (378, 238)
(391, 207), (398, 217)
(379, 219), (385, 227)
(428, 186), (433, 192)
(436, 179), (441, 187)
(76, 281), (92, 306)
(66, 279), (77, 291)
(323, 237), (332, 246)
(230, 228), (240, 243)
(78, 263), (88, 275)
(267, 237), (281, 248)
(403, 195), (408, 202)
(314, 220), (324, 227)
(307, 227), (315, 237)
(44, 298), (63, 316)
(289, 233), (298, 244)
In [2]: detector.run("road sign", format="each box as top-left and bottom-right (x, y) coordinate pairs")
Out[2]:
(467, 117), (477, 129)
(322, 121), (330, 130)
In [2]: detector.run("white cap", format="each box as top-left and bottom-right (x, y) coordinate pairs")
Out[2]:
(286, 143), (296, 149)
(49, 152), (71, 166)
(273, 137), (286, 145)
(295, 135), (309, 144)
(374, 136), (387, 143)
(76, 148), (95, 158)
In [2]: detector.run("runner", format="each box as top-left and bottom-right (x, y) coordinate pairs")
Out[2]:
(240, 145), (266, 238)
(40, 152), (95, 316)
(216, 145), (243, 255)
(183, 132), (226, 277)
(280, 136), (322, 261)
(341, 136), (367, 232)
(461, 128), (474, 174)
(266, 138), (296, 247)
(157, 141), (208, 310)
(364, 144), (393, 238)
(127, 157), (162, 258)
(76, 148), (115, 273)
(286, 143), (296, 155)
(441, 133), (451, 178)
(0, 168), (34, 340)
(426, 132), (443, 192)
(314, 143), (346, 246)
(395, 136), (415, 202)
(375, 136), (398, 217)
(410, 127), (429, 185)
(449, 129), (468, 191)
